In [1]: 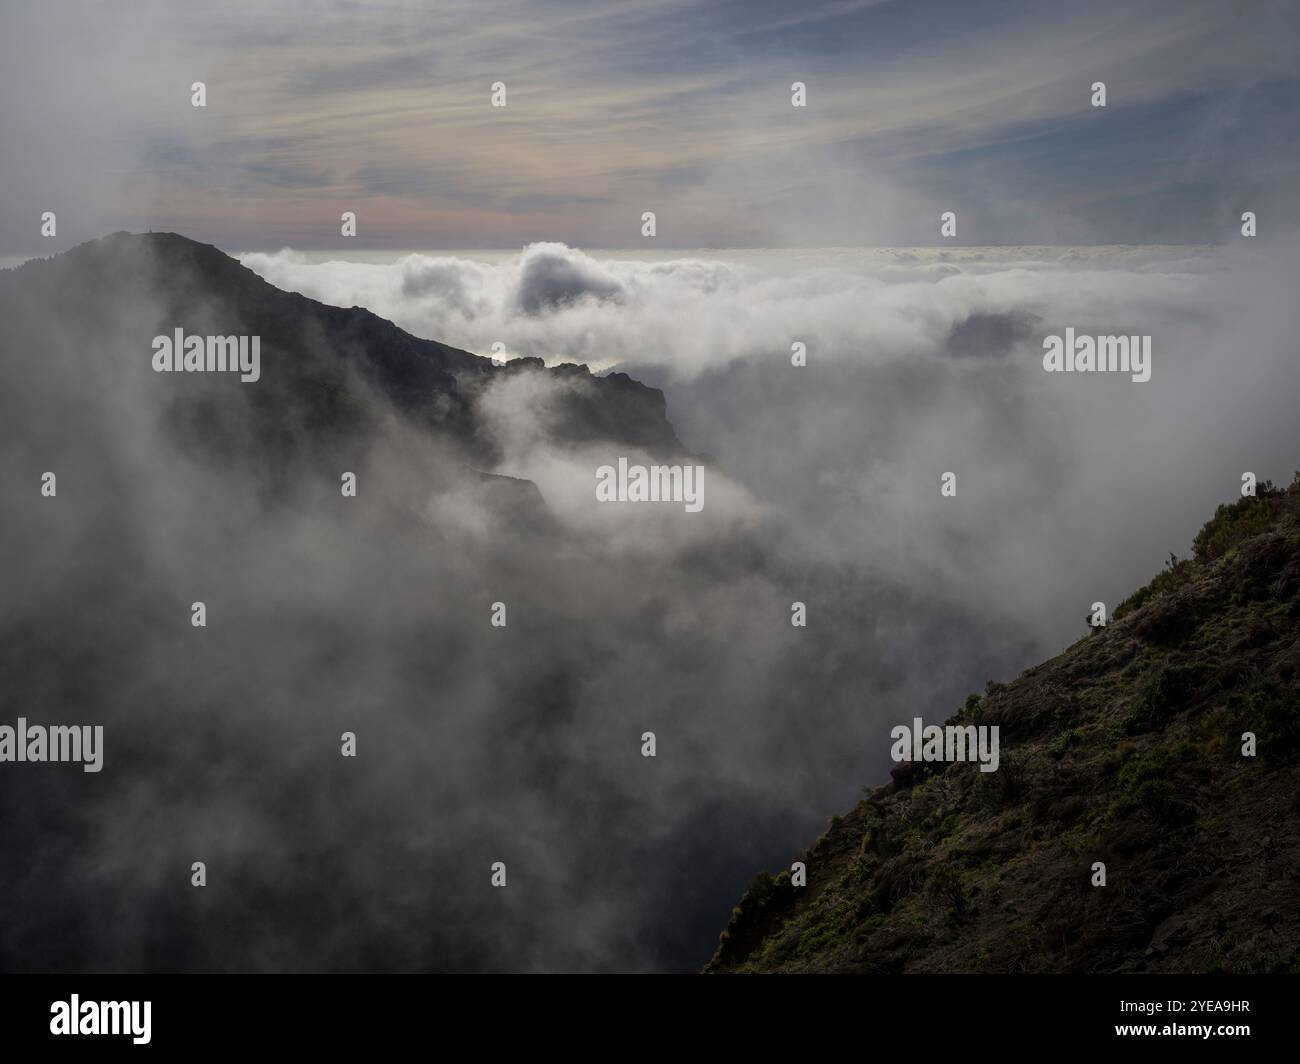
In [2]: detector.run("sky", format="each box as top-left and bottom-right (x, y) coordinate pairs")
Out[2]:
(1, 0), (1298, 253)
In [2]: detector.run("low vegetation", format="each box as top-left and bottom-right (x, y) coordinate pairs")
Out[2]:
(707, 477), (1300, 973)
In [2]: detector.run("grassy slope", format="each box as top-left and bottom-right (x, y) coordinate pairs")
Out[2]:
(706, 479), (1300, 973)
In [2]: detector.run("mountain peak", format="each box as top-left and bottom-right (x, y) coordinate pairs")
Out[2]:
(2, 230), (687, 472)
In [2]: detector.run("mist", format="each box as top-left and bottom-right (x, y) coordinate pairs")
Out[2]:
(2, 232), (1296, 972)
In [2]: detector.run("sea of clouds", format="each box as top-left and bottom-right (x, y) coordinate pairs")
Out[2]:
(243, 239), (1300, 640)
(230, 236), (1300, 974)
(3, 236), (1297, 975)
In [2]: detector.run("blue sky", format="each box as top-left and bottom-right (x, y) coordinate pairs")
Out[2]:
(1, 0), (1297, 251)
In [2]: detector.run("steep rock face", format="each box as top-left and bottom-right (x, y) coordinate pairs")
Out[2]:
(707, 482), (1300, 974)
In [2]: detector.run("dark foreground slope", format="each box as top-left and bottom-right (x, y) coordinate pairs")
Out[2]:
(708, 480), (1300, 974)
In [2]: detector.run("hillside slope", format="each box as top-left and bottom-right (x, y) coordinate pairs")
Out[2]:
(707, 479), (1300, 974)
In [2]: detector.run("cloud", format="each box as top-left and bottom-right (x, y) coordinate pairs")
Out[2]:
(513, 243), (625, 315)
(6, 231), (1300, 973)
(1, 0), (1296, 251)
(242, 238), (1300, 638)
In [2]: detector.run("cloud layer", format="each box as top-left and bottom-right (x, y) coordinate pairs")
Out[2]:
(4, 233), (1300, 972)
(243, 237), (1300, 643)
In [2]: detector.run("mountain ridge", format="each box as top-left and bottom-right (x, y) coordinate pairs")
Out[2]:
(1, 231), (687, 489)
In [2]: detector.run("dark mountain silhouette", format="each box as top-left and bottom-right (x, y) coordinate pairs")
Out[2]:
(707, 480), (1300, 973)
(0, 232), (715, 974)
(0, 232), (685, 519)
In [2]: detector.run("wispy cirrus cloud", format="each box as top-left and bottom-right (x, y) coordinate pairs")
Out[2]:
(1, 0), (1296, 252)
